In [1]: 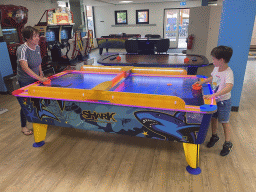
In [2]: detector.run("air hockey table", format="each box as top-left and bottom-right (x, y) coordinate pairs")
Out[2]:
(12, 66), (217, 175)
(97, 53), (210, 75)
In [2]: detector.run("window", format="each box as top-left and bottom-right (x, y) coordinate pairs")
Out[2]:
(86, 6), (95, 38)
(136, 9), (149, 24)
(115, 10), (127, 25)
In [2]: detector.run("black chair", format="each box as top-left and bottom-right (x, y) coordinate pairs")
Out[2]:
(145, 34), (161, 38)
(101, 36), (110, 38)
(50, 42), (71, 72)
(125, 40), (139, 54)
(155, 39), (170, 54)
(51, 43), (62, 62)
(150, 34), (161, 38)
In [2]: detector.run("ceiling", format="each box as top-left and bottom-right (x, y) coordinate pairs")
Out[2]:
(69, 0), (218, 7)
(92, 0), (198, 6)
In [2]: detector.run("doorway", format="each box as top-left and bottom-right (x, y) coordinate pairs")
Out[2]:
(86, 6), (95, 38)
(164, 9), (190, 49)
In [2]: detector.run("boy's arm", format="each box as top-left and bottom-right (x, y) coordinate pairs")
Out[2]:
(213, 83), (233, 97)
(204, 83), (233, 99)
(195, 77), (213, 85)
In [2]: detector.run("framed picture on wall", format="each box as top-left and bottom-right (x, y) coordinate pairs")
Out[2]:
(115, 10), (128, 25)
(136, 9), (149, 24)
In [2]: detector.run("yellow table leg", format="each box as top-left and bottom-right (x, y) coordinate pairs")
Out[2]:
(33, 123), (48, 147)
(183, 143), (201, 175)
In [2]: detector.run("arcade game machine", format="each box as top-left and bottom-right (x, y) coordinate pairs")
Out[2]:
(0, 5), (28, 74)
(34, 7), (74, 72)
(66, 29), (94, 63)
(60, 24), (73, 46)
(0, 20), (15, 93)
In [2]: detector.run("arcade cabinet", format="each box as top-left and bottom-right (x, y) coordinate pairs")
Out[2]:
(45, 26), (60, 49)
(59, 25), (73, 61)
(34, 7), (74, 72)
(66, 30), (93, 62)
(0, 5), (28, 74)
(60, 25), (72, 44)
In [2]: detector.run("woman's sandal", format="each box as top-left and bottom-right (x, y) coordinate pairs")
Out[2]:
(21, 129), (33, 136)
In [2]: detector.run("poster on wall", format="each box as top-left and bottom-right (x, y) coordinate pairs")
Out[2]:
(136, 9), (149, 24)
(115, 10), (128, 25)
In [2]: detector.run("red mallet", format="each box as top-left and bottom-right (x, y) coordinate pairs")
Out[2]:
(184, 57), (189, 63)
(192, 83), (202, 90)
(43, 79), (51, 85)
(116, 56), (121, 61)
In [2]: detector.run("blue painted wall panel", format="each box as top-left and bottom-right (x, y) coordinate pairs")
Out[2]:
(0, 42), (13, 92)
(218, 0), (256, 107)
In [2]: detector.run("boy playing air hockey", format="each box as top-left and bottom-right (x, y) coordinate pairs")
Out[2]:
(194, 46), (234, 156)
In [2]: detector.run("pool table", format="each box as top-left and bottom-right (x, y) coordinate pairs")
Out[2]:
(13, 66), (216, 175)
(97, 53), (210, 75)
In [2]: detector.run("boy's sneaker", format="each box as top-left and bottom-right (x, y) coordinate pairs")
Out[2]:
(207, 135), (219, 148)
(220, 142), (233, 156)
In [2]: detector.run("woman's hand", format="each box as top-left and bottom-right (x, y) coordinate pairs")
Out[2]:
(39, 76), (49, 82)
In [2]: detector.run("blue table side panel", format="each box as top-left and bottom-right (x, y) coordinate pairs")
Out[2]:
(0, 42), (13, 92)
(196, 75), (207, 78)
(200, 84), (216, 112)
(18, 97), (209, 144)
(202, 83), (213, 95)
(196, 113), (212, 144)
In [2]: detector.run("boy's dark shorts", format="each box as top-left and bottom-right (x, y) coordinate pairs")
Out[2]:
(212, 99), (232, 123)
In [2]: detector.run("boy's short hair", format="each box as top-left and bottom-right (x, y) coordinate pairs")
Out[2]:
(211, 46), (233, 63)
(22, 26), (39, 42)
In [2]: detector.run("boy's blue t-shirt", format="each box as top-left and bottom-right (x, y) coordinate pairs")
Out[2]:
(16, 43), (42, 82)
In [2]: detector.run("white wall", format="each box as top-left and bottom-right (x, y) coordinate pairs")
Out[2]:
(93, 1), (201, 38)
(250, 18), (256, 45)
(186, 6), (210, 56)
(70, 1), (82, 32)
(206, 6), (222, 61)
(1, 0), (58, 27)
(187, 6), (222, 62)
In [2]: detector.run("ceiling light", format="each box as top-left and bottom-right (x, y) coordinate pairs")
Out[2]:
(119, 1), (133, 3)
